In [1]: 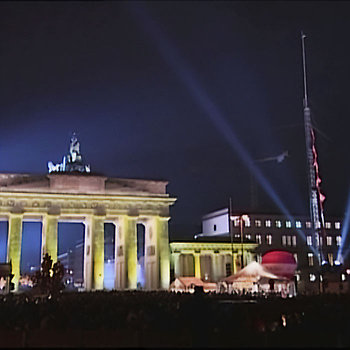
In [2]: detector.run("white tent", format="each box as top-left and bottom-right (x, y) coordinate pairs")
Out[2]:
(222, 261), (295, 296)
(224, 261), (280, 284)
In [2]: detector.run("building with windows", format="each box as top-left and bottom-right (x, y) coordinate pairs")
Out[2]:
(189, 208), (350, 294)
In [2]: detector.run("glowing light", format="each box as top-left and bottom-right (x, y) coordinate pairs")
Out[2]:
(321, 260), (328, 266)
(337, 187), (350, 262)
(334, 260), (341, 266)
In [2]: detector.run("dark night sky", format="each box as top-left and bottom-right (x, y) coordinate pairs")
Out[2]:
(1, 1), (350, 248)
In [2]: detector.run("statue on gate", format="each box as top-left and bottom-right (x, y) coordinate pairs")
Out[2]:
(47, 132), (91, 173)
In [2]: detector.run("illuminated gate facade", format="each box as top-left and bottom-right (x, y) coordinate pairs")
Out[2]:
(0, 173), (176, 291)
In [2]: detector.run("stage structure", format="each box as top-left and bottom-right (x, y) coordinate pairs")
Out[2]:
(0, 136), (176, 291)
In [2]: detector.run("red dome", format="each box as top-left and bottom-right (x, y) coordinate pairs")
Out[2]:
(261, 251), (297, 279)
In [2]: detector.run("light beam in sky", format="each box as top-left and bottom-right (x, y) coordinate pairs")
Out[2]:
(129, 3), (317, 253)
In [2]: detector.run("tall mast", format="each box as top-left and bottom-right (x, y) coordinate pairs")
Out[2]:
(301, 32), (326, 265)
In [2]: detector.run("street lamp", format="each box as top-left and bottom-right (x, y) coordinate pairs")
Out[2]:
(230, 213), (249, 271)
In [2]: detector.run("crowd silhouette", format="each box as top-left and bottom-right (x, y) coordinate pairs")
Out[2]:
(0, 289), (349, 347)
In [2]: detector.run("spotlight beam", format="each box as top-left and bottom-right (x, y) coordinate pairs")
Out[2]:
(337, 187), (350, 262)
(129, 3), (317, 254)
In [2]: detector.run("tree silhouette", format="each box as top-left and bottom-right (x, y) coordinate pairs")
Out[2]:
(32, 253), (65, 295)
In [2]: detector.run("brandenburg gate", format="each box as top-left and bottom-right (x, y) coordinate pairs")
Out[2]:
(0, 173), (176, 291)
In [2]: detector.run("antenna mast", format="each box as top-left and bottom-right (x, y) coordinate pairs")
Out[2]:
(301, 32), (326, 266)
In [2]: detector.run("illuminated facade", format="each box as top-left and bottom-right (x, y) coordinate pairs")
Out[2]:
(0, 173), (176, 291)
(170, 240), (257, 283)
(197, 208), (350, 294)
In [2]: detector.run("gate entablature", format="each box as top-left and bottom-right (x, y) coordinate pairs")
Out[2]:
(0, 173), (176, 292)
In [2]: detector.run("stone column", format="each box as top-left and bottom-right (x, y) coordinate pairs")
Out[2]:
(172, 252), (180, 279)
(194, 253), (201, 279)
(124, 216), (137, 289)
(92, 215), (105, 290)
(233, 253), (237, 274)
(156, 216), (170, 289)
(42, 214), (58, 264)
(7, 214), (23, 291)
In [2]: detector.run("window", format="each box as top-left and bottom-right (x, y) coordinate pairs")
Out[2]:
(296, 221), (302, 228)
(282, 235), (286, 246)
(255, 234), (262, 244)
(342, 274), (346, 282)
(265, 220), (271, 228)
(307, 236), (312, 246)
(315, 221), (321, 229)
(336, 236), (341, 246)
(213, 224), (217, 232)
(309, 273), (316, 282)
(234, 234), (240, 239)
(315, 233), (319, 247)
(328, 253), (334, 266)
(266, 234), (272, 245)
(233, 218), (240, 227)
(292, 236), (297, 246)
(306, 221), (312, 229)
(325, 222), (331, 229)
(255, 220), (261, 227)
(308, 253), (314, 267)
(256, 254), (262, 263)
(326, 236), (332, 246)
(296, 274), (300, 282)
(275, 220), (282, 228)
(286, 221), (292, 228)
(287, 236), (291, 246)
(335, 222), (341, 230)
(245, 218), (251, 227)
(245, 234), (251, 240)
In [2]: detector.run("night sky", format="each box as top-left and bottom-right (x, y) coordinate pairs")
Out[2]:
(1, 1), (350, 253)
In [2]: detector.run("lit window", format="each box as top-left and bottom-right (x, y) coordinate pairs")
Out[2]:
(295, 221), (302, 228)
(275, 220), (282, 228)
(282, 235), (286, 246)
(307, 235), (312, 246)
(266, 234), (272, 245)
(255, 220), (261, 227)
(326, 236), (332, 246)
(335, 222), (341, 230)
(336, 236), (341, 246)
(245, 234), (251, 240)
(292, 236), (297, 246)
(315, 221), (321, 229)
(286, 221), (292, 228)
(308, 253), (314, 267)
(306, 221), (312, 229)
(256, 234), (262, 244)
(234, 234), (240, 239)
(296, 274), (300, 282)
(328, 253), (334, 266)
(265, 220), (271, 228)
(244, 217), (251, 227)
(309, 273), (316, 282)
(293, 253), (298, 264)
(256, 254), (262, 263)
(325, 222), (331, 229)
(320, 275), (323, 282)
(287, 236), (291, 246)
(233, 218), (240, 227)
(342, 274), (346, 282)
(213, 225), (217, 232)
(315, 233), (319, 247)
